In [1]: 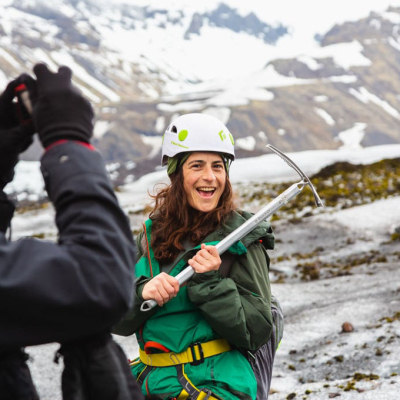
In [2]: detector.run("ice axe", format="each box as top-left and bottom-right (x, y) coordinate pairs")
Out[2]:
(140, 144), (323, 311)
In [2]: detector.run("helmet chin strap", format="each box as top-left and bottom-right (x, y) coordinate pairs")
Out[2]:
(167, 153), (191, 176)
(221, 154), (232, 175)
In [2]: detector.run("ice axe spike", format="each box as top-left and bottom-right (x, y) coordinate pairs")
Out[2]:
(140, 145), (323, 312)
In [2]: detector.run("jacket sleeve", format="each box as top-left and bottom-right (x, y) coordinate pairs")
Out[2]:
(112, 230), (156, 336)
(187, 240), (273, 351)
(0, 191), (15, 234)
(0, 142), (136, 348)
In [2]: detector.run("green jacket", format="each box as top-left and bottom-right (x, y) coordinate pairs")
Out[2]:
(114, 210), (274, 399)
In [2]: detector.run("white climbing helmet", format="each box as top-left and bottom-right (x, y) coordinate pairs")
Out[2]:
(161, 113), (235, 166)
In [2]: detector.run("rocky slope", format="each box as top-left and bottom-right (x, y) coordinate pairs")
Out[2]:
(25, 195), (400, 399)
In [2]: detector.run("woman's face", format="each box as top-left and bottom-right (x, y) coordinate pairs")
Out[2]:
(182, 152), (227, 212)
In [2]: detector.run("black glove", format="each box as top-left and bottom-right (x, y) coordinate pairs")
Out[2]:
(23, 64), (94, 148)
(0, 77), (35, 190)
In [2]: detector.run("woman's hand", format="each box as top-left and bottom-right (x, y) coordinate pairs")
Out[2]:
(188, 244), (221, 274)
(142, 273), (180, 307)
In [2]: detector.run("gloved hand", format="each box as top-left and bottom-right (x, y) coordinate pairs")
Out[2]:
(0, 77), (35, 190)
(23, 64), (94, 148)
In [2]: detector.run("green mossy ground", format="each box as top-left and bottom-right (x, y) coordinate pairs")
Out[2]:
(237, 158), (400, 220)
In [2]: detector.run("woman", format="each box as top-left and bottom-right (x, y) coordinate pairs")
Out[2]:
(114, 114), (276, 399)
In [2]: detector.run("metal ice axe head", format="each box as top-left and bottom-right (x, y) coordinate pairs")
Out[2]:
(266, 144), (324, 208)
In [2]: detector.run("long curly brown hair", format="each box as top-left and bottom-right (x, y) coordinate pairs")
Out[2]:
(149, 163), (235, 264)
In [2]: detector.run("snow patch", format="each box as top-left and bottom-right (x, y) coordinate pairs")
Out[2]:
(327, 75), (358, 84)
(155, 116), (166, 133)
(236, 136), (256, 151)
(157, 101), (205, 113)
(0, 48), (20, 68)
(31, 48), (59, 71)
(381, 11), (400, 24)
(0, 69), (8, 88)
(337, 123), (366, 150)
(170, 113), (180, 125)
(101, 107), (117, 114)
(50, 51), (121, 102)
(313, 95), (329, 102)
(314, 107), (335, 126)
(258, 131), (267, 141)
(202, 107), (231, 124)
(124, 175), (135, 184)
(5, 161), (43, 196)
(259, 64), (315, 88)
(137, 82), (159, 98)
(297, 55), (323, 70)
(207, 86), (274, 107)
(304, 40), (372, 70)
(317, 197), (400, 233)
(388, 36), (400, 52)
(349, 87), (400, 119)
(94, 121), (114, 139)
(349, 87), (368, 104)
(74, 83), (102, 103)
(369, 19), (381, 30)
(140, 135), (163, 159)
(277, 129), (286, 136)
(125, 161), (136, 170)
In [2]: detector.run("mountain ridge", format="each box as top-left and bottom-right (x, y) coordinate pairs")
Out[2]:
(1, 1), (400, 180)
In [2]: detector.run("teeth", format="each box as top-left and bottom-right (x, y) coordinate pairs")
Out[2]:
(198, 187), (215, 192)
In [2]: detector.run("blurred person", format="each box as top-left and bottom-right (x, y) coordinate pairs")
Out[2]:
(0, 64), (143, 400)
(114, 114), (283, 399)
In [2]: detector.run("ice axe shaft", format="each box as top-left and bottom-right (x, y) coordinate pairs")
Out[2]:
(140, 145), (323, 312)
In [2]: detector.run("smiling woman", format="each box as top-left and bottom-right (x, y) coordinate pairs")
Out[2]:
(113, 113), (279, 400)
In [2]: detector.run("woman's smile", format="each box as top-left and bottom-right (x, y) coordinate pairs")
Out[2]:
(196, 187), (216, 197)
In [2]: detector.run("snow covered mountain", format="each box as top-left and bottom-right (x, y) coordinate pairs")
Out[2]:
(2, 0), (400, 179)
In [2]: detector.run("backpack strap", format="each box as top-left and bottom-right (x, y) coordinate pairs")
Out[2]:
(176, 364), (222, 400)
(218, 251), (236, 278)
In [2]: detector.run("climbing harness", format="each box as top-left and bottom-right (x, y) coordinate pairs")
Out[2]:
(132, 339), (230, 399)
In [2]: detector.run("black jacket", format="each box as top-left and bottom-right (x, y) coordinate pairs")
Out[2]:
(0, 142), (136, 348)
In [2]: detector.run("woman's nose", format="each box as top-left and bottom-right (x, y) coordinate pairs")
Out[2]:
(202, 165), (215, 181)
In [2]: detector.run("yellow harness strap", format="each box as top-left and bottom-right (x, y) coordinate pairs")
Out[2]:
(139, 338), (231, 367)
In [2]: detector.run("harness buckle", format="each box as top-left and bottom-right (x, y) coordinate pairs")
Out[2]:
(189, 342), (204, 366)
